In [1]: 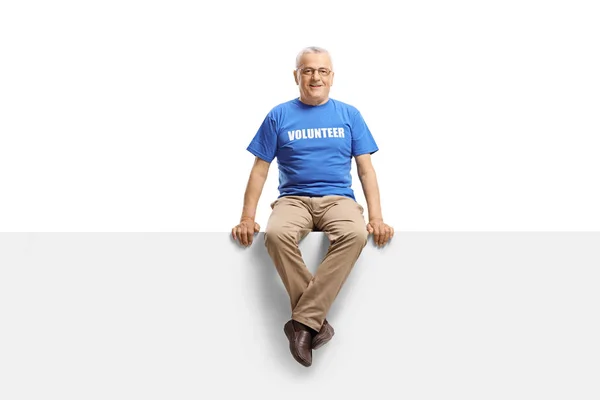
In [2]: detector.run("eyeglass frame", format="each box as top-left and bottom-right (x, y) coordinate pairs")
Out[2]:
(296, 66), (333, 77)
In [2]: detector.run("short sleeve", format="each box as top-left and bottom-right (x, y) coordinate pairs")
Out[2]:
(351, 111), (379, 156)
(246, 115), (278, 163)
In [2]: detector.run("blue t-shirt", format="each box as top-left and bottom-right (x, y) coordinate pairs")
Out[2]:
(247, 98), (378, 200)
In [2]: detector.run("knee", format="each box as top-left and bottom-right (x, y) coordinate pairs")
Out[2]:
(340, 224), (368, 247)
(264, 226), (297, 247)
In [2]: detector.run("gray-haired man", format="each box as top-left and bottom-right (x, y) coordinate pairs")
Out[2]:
(232, 47), (393, 367)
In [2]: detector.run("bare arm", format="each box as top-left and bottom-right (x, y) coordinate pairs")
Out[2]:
(232, 157), (270, 246)
(355, 153), (394, 246)
(240, 157), (270, 220)
(355, 153), (382, 221)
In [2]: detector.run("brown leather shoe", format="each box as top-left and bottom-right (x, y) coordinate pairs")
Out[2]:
(284, 320), (313, 367)
(312, 319), (335, 350)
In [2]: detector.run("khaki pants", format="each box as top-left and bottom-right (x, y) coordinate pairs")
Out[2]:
(264, 195), (368, 332)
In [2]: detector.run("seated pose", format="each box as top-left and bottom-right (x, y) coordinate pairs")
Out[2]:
(232, 46), (393, 367)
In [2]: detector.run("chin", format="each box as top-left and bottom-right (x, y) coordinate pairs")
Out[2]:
(300, 93), (328, 106)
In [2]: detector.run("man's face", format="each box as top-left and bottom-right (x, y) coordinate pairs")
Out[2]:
(294, 52), (334, 106)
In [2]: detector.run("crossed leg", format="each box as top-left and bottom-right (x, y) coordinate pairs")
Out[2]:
(264, 195), (368, 332)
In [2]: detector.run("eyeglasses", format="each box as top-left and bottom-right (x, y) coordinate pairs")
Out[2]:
(298, 67), (332, 77)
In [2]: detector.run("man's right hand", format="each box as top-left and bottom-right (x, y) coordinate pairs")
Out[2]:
(231, 218), (261, 247)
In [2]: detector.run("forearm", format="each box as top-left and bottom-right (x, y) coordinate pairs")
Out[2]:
(240, 170), (268, 221)
(358, 169), (383, 221)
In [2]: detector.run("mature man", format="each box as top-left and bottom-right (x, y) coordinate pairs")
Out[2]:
(232, 47), (393, 367)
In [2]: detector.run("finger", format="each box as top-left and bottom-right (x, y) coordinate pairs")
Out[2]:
(377, 226), (385, 246)
(366, 223), (373, 234)
(382, 228), (391, 246)
(232, 227), (237, 241)
(374, 227), (381, 246)
(390, 226), (395, 238)
(240, 226), (248, 246)
(254, 223), (260, 233)
(245, 226), (253, 246)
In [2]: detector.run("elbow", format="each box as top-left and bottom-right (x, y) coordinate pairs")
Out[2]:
(251, 168), (269, 182)
(358, 168), (376, 182)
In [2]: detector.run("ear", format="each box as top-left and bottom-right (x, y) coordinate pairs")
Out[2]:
(293, 69), (299, 85)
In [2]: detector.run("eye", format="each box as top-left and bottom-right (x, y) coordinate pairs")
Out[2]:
(302, 68), (314, 75)
(318, 69), (330, 76)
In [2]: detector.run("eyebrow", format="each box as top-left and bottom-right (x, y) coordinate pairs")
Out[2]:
(299, 66), (331, 70)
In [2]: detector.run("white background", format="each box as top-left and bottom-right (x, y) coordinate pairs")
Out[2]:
(2, 232), (599, 399)
(1, 0), (599, 232)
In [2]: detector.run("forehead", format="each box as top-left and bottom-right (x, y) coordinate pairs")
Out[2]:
(298, 52), (332, 68)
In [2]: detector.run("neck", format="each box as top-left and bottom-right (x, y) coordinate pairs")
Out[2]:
(299, 96), (329, 106)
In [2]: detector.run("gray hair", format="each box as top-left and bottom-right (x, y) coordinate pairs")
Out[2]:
(295, 46), (332, 68)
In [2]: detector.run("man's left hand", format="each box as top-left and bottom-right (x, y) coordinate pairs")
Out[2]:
(366, 219), (394, 247)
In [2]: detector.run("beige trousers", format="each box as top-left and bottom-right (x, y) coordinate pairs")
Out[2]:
(264, 195), (368, 332)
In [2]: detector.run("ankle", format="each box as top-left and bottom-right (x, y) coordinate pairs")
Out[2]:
(293, 320), (317, 336)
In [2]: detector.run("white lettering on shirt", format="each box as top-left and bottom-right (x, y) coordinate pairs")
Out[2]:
(286, 127), (346, 142)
